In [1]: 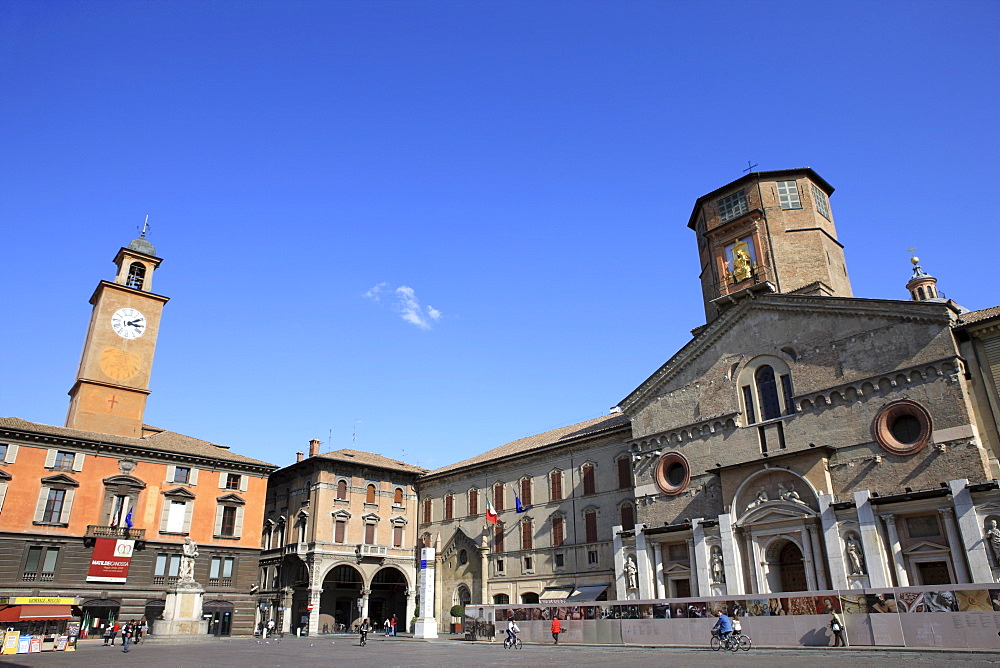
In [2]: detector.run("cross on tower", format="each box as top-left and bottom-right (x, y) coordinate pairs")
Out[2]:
(138, 215), (151, 238)
(743, 160), (759, 174)
(907, 246), (917, 257)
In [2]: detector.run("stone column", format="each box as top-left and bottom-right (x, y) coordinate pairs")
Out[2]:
(685, 538), (698, 597)
(938, 507), (970, 583)
(853, 490), (891, 587)
(634, 524), (652, 599)
(413, 546), (439, 638)
(405, 588), (415, 633)
(651, 540), (664, 599)
(808, 524), (828, 590)
(360, 587), (371, 622)
(800, 525), (818, 591)
(612, 526), (627, 600)
(718, 513), (743, 595)
(818, 494), (848, 589)
(691, 518), (711, 595)
(280, 587), (294, 634)
(949, 478), (994, 583)
(750, 533), (766, 593)
(307, 586), (323, 636)
(739, 529), (756, 594)
(881, 513), (909, 587)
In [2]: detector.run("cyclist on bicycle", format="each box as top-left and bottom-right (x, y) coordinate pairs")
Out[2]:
(713, 610), (733, 642)
(506, 617), (520, 644)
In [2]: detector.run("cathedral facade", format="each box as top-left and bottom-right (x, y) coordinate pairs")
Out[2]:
(615, 168), (1000, 600)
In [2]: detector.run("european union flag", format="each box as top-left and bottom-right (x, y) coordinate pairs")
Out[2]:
(125, 507), (134, 529)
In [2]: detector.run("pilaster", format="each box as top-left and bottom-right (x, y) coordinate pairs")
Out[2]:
(819, 493), (848, 589)
(853, 489), (891, 587)
(634, 524), (652, 599)
(881, 513), (909, 587)
(949, 478), (994, 583)
(718, 513), (743, 595)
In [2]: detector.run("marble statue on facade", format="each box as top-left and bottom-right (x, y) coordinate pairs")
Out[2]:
(624, 556), (638, 590)
(745, 488), (768, 512)
(179, 537), (199, 583)
(710, 547), (725, 584)
(845, 534), (866, 575)
(777, 482), (806, 505)
(986, 519), (1000, 565)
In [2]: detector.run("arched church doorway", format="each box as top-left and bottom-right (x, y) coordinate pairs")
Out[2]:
(778, 541), (807, 592)
(320, 564), (363, 632)
(369, 567), (407, 627)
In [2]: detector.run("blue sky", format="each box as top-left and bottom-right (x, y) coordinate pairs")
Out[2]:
(2, 1), (997, 471)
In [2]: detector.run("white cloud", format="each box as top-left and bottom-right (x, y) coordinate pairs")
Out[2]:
(365, 283), (442, 330)
(363, 282), (388, 302)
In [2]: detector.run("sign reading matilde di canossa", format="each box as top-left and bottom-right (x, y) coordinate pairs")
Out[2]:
(86, 538), (136, 583)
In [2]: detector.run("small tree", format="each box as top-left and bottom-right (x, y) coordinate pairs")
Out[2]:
(450, 604), (465, 619)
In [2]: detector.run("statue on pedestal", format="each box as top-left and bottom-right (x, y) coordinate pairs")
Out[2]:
(710, 547), (725, 584)
(179, 537), (199, 583)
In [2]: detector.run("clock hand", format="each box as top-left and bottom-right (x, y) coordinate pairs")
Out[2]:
(126, 320), (145, 327)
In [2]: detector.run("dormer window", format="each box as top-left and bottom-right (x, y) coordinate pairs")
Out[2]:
(126, 262), (146, 290)
(718, 189), (748, 223)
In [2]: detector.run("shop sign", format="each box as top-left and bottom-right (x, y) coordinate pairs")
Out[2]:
(0, 598), (76, 606)
(86, 539), (135, 583)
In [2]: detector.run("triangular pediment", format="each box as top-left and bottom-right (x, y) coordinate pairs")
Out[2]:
(442, 527), (480, 555)
(902, 540), (950, 554)
(41, 473), (79, 487)
(163, 486), (196, 499)
(217, 493), (245, 505)
(0, 469), (11, 482)
(620, 293), (955, 414)
(739, 502), (816, 525)
(663, 562), (691, 573)
(102, 474), (146, 488)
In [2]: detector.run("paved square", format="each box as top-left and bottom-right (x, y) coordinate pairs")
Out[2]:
(3, 635), (997, 667)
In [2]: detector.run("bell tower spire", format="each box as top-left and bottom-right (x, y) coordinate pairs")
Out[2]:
(65, 228), (169, 437)
(905, 248), (941, 302)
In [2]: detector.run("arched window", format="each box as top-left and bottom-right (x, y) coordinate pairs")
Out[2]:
(366, 484), (377, 504)
(493, 593), (510, 605)
(738, 356), (795, 425)
(336, 480), (347, 500)
(126, 262), (146, 290)
(755, 365), (781, 421)
(394, 488), (403, 505)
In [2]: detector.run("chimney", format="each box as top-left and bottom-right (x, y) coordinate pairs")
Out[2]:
(296, 451), (304, 463)
(309, 438), (321, 458)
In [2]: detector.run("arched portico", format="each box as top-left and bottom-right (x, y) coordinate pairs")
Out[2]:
(369, 566), (408, 627)
(319, 563), (364, 633)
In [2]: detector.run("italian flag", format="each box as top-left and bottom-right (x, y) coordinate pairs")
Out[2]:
(485, 497), (498, 524)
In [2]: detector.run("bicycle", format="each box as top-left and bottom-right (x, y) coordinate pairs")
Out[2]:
(710, 629), (749, 652)
(503, 633), (523, 649)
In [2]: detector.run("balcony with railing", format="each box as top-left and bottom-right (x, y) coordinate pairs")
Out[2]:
(85, 525), (146, 540)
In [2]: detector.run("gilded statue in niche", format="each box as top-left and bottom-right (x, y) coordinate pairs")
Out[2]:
(724, 237), (757, 285)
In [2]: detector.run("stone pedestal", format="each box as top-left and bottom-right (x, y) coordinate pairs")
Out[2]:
(153, 582), (208, 638)
(413, 547), (438, 638)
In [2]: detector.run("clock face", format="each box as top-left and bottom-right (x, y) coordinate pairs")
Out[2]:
(111, 307), (147, 340)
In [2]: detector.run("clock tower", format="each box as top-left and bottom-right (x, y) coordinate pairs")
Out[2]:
(65, 233), (169, 437)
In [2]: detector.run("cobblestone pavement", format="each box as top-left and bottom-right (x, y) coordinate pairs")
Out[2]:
(3, 635), (1000, 667)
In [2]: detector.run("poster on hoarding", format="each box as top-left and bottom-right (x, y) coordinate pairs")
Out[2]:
(86, 539), (135, 583)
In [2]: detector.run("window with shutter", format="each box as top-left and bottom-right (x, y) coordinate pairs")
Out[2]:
(585, 510), (597, 542)
(423, 498), (432, 524)
(393, 525), (403, 547)
(445, 494), (453, 520)
(337, 480), (348, 499)
(620, 503), (635, 531)
(550, 471), (562, 501)
(494, 524), (504, 553)
(494, 484), (504, 512)
(521, 520), (532, 550)
(364, 522), (375, 545)
(582, 464), (596, 495)
(617, 457), (631, 489)
(552, 516), (564, 547)
(520, 478), (532, 506)
(366, 484), (376, 504)
(468, 489), (478, 516)
(334, 520), (346, 543)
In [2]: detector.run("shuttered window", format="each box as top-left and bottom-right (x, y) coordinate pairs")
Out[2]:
(552, 516), (564, 547)
(468, 489), (478, 516)
(585, 510), (597, 543)
(550, 471), (562, 501)
(617, 457), (631, 489)
(582, 464), (596, 495)
(521, 520), (532, 550)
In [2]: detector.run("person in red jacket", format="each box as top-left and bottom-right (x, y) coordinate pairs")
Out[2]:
(551, 616), (561, 644)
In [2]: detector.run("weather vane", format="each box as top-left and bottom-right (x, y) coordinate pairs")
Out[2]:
(138, 214), (151, 238)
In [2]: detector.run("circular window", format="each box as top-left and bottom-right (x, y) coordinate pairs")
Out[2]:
(874, 400), (932, 455)
(653, 452), (691, 496)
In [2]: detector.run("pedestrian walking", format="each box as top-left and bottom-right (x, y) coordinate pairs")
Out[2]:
(551, 615), (561, 644)
(102, 624), (112, 646)
(830, 611), (847, 647)
(384, 618), (390, 636)
(391, 613), (397, 636)
(140, 618), (149, 643)
(359, 618), (370, 646)
(110, 621), (121, 646)
(121, 621), (134, 653)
